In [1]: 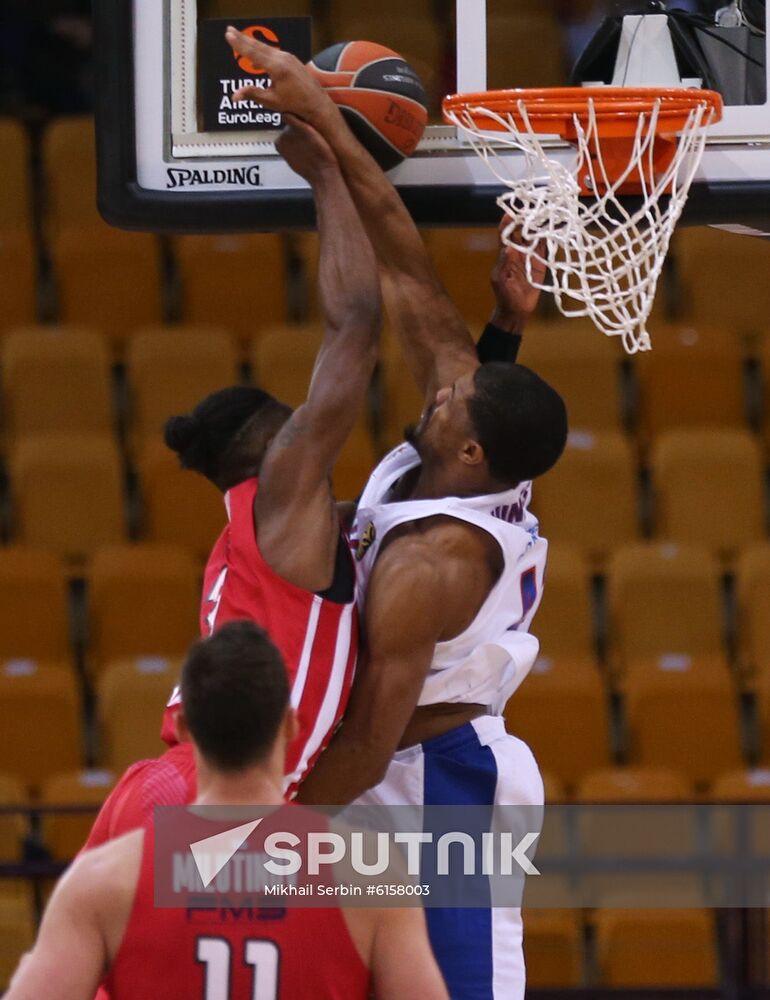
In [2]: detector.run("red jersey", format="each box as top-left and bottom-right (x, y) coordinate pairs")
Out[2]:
(104, 821), (370, 1000)
(83, 743), (196, 851)
(161, 478), (358, 795)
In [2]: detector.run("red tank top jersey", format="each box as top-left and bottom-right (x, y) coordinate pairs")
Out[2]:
(104, 821), (370, 1000)
(83, 743), (197, 851)
(161, 478), (358, 795)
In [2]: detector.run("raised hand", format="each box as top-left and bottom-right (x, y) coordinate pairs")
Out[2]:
(276, 115), (339, 184)
(490, 223), (547, 333)
(225, 27), (329, 122)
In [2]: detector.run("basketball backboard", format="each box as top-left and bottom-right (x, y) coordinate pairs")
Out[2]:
(95, 0), (770, 234)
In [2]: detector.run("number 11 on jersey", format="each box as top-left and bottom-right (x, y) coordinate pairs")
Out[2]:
(197, 937), (279, 999)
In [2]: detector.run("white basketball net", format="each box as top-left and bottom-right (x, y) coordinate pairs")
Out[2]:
(445, 95), (717, 353)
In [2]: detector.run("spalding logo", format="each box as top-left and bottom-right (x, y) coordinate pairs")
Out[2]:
(356, 522), (376, 561)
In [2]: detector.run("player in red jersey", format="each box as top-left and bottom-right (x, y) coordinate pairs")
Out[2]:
(7, 622), (448, 1000)
(83, 119), (379, 848)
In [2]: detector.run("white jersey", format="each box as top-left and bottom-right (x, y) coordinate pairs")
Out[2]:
(351, 442), (547, 715)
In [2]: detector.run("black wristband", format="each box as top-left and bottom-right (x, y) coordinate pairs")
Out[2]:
(476, 322), (522, 364)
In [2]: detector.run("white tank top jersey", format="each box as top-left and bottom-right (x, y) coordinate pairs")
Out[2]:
(350, 442), (547, 716)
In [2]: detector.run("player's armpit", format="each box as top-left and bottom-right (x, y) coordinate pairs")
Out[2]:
(295, 541), (450, 805)
(371, 908), (449, 1000)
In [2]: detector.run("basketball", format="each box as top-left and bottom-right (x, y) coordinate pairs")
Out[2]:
(307, 41), (428, 171)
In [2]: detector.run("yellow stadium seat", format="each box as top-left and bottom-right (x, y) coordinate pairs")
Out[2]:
(426, 228), (501, 328)
(709, 769), (770, 858)
(1, 326), (112, 442)
(651, 428), (765, 561)
(594, 909), (718, 987)
(532, 544), (594, 660)
(0, 548), (70, 661)
(541, 771), (567, 804)
(606, 542), (724, 676)
(126, 326), (240, 449)
(488, 12), (566, 89)
(754, 679), (770, 768)
(0, 892), (35, 991)
(0, 120), (36, 330)
(10, 434), (126, 565)
(577, 766), (693, 803)
(98, 657), (179, 771)
(43, 117), (162, 351)
(378, 327), (427, 452)
(250, 323), (323, 408)
(634, 323), (746, 441)
(517, 318), (624, 431)
(504, 656), (610, 790)
(331, 423), (377, 502)
(40, 770), (115, 861)
(0, 660), (81, 790)
(673, 226), (770, 336)
(43, 117), (100, 232)
(176, 235), (288, 348)
(138, 439), (226, 562)
(575, 767), (701, 905)
(735, 543), (770, 680)
(625, 659), (742, 786)
(522, 910), (583, 987)
(88, 544), (200, 667)
(531, 430), (639, 565)
(754, 334), (770, 451)
(0, 775), (27, 862)
(711, 768), (770, 802)
(251, 324), (376, 494)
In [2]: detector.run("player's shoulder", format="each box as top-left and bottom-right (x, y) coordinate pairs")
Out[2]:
(380, 514), (500, 570)
(59, 828), (144, 915)
(76, 828), (145, 881)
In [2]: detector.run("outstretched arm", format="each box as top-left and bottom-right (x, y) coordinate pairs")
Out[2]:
(256, 119), (381, 592)
(227, 28), (478, 403)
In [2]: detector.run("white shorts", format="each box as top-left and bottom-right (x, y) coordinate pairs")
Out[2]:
(354, 715), (544, 1000)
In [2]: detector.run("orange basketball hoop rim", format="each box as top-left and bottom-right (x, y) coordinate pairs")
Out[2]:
(442, 86), (723, 195)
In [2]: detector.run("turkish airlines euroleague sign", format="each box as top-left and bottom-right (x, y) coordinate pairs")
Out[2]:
(199, 18), (312, 132)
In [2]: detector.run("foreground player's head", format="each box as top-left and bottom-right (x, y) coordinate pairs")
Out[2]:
(180, 620), (292, 773)
(165, 385), (292, 491)
(406, 362), (567, 489)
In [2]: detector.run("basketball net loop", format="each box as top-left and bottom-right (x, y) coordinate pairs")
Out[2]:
(443, 90), (722, 353)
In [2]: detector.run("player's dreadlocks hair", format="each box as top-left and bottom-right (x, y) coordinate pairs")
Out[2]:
(467, 363), (567, 486)
(164, 385), (292, 491)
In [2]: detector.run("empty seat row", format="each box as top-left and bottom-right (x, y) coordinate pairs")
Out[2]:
(4, 534), (770, 681)
(540, 538), (770, 681)
(5, 434), (224, 565)
(506, 654), (748, 789)
(0, 655), (176, 791)
(534, 426), (766, 564)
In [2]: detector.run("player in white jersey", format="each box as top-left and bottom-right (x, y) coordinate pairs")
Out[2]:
(226, 29), (568, 1000)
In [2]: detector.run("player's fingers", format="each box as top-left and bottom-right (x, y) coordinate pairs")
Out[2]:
(225, 26), (277, 66)
(232, 85), (280, 109)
